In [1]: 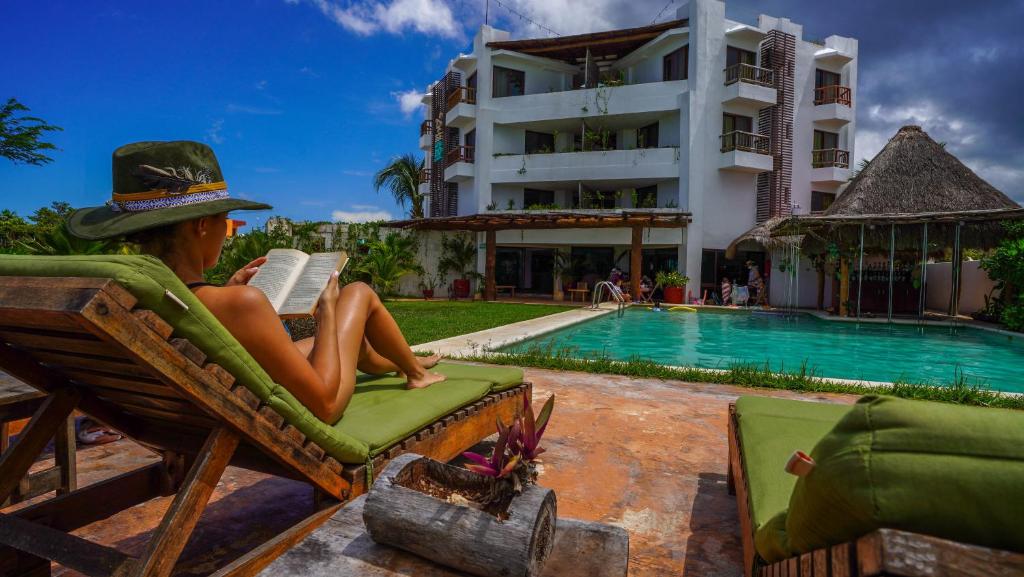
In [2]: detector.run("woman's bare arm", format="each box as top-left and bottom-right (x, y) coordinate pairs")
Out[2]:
(197, 283), (347, 423)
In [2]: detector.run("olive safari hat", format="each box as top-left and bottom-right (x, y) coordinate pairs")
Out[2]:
(68, 141), (271, 240)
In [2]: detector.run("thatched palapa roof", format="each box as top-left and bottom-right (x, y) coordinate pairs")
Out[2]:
(766, 125), (1023, 252)
(725, 217), (802, 259)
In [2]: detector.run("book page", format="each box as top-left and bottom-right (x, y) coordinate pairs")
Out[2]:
(247, 248), (309, 310)
(279, 251), (348, 317)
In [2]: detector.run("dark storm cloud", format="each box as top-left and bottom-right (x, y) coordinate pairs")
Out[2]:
(726, 0), (1024, 200)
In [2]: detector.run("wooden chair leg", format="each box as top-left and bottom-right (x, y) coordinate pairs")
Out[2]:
(0, 388), (79, 503)
(131, 426), (239, 577)
(54, 416), (76, 496)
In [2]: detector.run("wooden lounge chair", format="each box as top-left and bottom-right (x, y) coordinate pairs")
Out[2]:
(0, 256), (530, 577)
(727, 396), (1024, 577)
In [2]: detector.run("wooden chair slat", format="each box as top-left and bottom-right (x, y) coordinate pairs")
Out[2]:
(0, 512), (138, 577)
(0, 328), (125, 358)
(230, 386), (260, 410)
(170, 338), (206, 366)
(257, 405), (285, 429)
(131, 309), (174, 339)
(29, 349), (157, 379)
(304, 440), (325, 461)
(282, 425), (305, 445)
(62, 367), (179, 399)
(203, 363), (235, 389)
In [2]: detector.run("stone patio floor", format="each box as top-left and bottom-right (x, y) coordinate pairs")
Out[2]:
(14, 366), (858, 576)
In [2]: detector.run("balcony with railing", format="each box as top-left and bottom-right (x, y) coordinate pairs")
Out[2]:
(490, 147), (680, 184)
(418, 120), (435, 150)
(811, 148), (850, 184)
(719, 131), (773, 173)
(722, 64), (776, 108)
(812, 85), (853, 127)
(418, 168), (431, 183)
(445, 87), (477, 128)
(443, 146), (475, 182)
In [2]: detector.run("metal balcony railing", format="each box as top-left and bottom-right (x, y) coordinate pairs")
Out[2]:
(720, 131), (770, 154)
(723, 63), (774, 87)
(418, 168), (431, 183)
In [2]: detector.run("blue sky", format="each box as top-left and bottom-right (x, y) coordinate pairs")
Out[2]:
(2, 0), (1022, 229)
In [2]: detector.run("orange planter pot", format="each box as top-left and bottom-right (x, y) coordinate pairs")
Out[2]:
(663, 286), (685, 304)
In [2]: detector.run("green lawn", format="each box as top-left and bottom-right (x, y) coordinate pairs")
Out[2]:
(384, 300), (576, 346)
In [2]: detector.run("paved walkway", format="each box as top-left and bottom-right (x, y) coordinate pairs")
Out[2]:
(13, 367), (857, 576)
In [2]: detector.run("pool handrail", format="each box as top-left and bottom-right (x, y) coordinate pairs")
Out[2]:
(591, 281), (627, 316)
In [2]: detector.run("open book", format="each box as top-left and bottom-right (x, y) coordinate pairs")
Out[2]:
(247, 248), (349, 318)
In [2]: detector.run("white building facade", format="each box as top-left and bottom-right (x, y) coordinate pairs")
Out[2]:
(417, 0), (857, 305)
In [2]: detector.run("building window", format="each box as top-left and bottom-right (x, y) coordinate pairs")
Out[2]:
(524, 188), (554, 208)
(635, 185), (658, 208)
(815, 68), (841, 88)
(638, 122), (659, 149)
(525, 131), (555, 154)
(811, 191), (836, 213)
(493, 66), (525, 97)
(726, 46), (757, 67)
(467, 71), (477, 91)
(574, 189), (617, 209)
(813, 130), (839, 150)
(723, 113), (753, 134)
(662, 45), (688, 81)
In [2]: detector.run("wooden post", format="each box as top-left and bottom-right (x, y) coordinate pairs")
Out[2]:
(839, 258), (850, 317)
(485, 230), (496, 301)
(630, 226), (642, 300)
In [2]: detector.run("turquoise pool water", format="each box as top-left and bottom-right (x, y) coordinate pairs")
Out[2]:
(501, 309), (1024, 392)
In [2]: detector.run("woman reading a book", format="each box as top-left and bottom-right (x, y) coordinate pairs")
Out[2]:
(67, 141), (445, 424)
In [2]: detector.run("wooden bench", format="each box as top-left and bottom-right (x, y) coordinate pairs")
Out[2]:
(495, 285), (516, 298)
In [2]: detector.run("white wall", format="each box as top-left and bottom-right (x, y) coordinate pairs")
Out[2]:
(925, 261), (998, 314)
(627, 35), (689, 84)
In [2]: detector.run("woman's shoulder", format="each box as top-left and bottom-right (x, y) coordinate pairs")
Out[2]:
(194, 284), (271, 311)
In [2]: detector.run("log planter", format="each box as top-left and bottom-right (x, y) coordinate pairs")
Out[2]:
(364, 453), (557, 577)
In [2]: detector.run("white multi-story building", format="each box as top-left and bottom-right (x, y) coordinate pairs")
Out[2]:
(415, 0), (856, 305)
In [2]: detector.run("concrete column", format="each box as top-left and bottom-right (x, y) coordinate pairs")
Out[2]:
(630, 226), (643, 298)
(485, 229), (496, 301)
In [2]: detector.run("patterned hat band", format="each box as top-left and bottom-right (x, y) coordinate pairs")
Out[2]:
(107, 182), (229, 213)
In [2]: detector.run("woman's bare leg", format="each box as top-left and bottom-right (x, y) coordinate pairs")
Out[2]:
(336, 283), (445, 389)
(357, 338), (442, 375)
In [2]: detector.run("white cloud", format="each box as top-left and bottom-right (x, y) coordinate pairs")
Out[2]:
(392, 89), (423, 117)
(206, 119), (224, 144)
(332, 209), (392, 222)
(351, 203), (380, 210)
(292, 0), (459, 38)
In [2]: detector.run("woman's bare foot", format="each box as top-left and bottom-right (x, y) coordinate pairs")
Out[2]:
(406, 370), (447, 390)
(418, 354), (443, 370)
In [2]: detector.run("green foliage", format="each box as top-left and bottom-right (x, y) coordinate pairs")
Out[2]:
(383, 301), (574, 346)
(0, 98), (63, 165)
(20, 222), (128, 256)
(373, 153), (425, 219)
(438, 234), (478, 282)
(980, 221), (1024, 332)
(0, 210), (32, 252)
(205, 229), (293, 284)
(354, 231), (422, 296)
(655, 270), (690, 288)
(461, 344), (1024, 411)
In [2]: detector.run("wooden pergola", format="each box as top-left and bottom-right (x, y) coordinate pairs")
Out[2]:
(384, 210), (691, 301)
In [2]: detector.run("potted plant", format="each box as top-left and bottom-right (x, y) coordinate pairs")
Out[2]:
(551, 251), (570, 301)
(418, 273), (438, 300)
(656, 270), (689, 304)
(439, 234), (478, 299)
(364, 395), (557, 577)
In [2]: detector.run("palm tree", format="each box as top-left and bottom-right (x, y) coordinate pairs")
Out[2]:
(20, 222), (126, 255)
(357, 232), (423, 296)
(374, 154), (425, 219)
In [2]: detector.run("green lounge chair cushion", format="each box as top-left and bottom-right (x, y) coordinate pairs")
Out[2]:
(0, 255), (523, 465)
(342, 376), (492, 455)
(733, 397), (852, 539)
(757, 395), (1024, 563)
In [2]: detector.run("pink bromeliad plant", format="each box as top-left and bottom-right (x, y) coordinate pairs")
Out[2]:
(463, 395), (555, 493)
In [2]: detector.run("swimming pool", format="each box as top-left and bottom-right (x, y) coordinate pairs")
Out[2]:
(500, 309), (1024, 392)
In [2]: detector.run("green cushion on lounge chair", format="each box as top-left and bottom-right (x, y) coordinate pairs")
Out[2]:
(340, 374), (492, 455)
(759, 395), (1024, 563)
(357, 362), (523, 392)
(733, 397), (852, 541)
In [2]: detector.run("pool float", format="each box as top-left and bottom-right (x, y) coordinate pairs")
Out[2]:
(669, 306), (697, 312)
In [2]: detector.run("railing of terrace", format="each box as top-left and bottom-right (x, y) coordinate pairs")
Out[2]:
(724, 63), (774, 87)
(720, 131), (771, 154)
(814, 85), (852, 106)
(445, 146), (474, 167)
(418, 168), (431, 183)
(445, 87), (477, 113)
(420, 119), (435, 136)
(811, 148), (850, 168)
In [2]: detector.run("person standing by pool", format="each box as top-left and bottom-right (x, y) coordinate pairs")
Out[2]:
(746, 261), (766, 306)
(721, 276), (732, 305)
